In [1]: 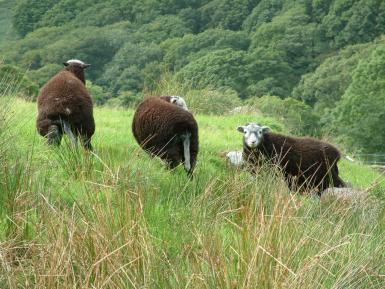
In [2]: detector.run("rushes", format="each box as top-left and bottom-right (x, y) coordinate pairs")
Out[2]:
(0, 97), (384, 288)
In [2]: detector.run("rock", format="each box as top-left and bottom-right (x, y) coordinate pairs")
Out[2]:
(320, 187), (367, 201)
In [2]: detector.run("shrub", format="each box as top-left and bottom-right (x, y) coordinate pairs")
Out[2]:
(105, 91), (144, 109)
(86, 81), (110, 106)
(0, 63), (38, 101)
(184, 87), (242, 115)
(247, 95), (320, 136)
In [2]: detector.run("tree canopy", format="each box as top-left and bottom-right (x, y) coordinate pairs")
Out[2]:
(3, 0), (385, 152)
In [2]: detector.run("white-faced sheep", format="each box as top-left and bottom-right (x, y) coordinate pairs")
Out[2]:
(36, 59), (95, 150)
(160, 95), (188, 111)
(237, 123), (345, 194)
(132, 96), (198, 176)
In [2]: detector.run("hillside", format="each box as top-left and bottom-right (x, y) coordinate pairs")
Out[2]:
(1, 96), (384, 287)
(1, 0), (385, 154)
(0, 0), (15, 45)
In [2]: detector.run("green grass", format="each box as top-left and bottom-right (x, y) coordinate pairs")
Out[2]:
(0, 98), (384, 288)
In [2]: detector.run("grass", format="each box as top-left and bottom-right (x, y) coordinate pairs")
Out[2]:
(0, 96), (384, 288)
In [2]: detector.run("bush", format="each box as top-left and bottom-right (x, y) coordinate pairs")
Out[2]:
(247, 95), (320, 136)
(0, 63), (39, 101)
(184, 87), (242, 115)
(86, 81), (110, 106)
(105, 91), (144, 109)
(145, 72), (242, 115)
(28, 63), (62, 87)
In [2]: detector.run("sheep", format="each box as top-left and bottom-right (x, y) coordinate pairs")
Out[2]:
(132, 96), (198, 176)
(237, 123), (345, 194)
(36, 59), (95, 150)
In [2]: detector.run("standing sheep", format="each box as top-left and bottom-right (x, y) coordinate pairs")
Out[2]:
(132, 96), (199, 175)
(237, 123), (345, 193)
(36, 59), (95, 150)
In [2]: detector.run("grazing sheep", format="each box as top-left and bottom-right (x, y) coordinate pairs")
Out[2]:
(132, 96), (198, 175)
(36, 59), (95, 150)
(237, 123), (345, 194)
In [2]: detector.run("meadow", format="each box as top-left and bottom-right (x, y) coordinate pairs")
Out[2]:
(0, 95), (384, 288)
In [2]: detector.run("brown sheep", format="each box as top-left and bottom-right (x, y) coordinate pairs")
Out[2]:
(36, 59), (95, 150)
(132, 96), (199, 176)
(237, 123), (345, 194)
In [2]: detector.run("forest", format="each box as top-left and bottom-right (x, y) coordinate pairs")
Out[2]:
(1, 0), (385, 153)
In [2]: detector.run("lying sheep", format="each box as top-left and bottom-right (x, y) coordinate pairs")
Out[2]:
(36, 59), (95, 150)
(132, 96), (198, 175)
(219, 150), (244, 168)
(237, 123), (345, 193)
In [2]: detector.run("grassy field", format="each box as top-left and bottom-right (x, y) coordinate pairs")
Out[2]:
(0, 96), (384, 288)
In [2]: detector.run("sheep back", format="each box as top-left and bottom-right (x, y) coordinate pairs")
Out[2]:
(36, 70), (95, 138)
(132, 97), (198, 172)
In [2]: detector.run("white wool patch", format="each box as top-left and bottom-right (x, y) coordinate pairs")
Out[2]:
(66, 59), (85, 65)
(226, 151), (244, 167)
(170, 95), (188, 111)
(65, 108), (71, 115)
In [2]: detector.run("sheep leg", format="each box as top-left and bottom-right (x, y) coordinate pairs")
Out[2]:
(80, 135), (93, 151)
(331, 164), (346, 188)
(181, 132), (191, 174)
(46, 125), (62, 146)
(62, 120), (78, 148)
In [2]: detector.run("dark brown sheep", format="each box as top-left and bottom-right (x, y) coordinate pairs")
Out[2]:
(132, 96), (199, 175)
(36, 59), (95, 150)
(237, 123), (345, 194)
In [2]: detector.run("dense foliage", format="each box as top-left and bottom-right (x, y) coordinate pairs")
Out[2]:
(2, 0), (385, 152)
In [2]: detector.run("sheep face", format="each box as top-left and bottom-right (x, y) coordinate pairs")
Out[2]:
(237, 123), (269, 148)
(170, 96), (188, 111)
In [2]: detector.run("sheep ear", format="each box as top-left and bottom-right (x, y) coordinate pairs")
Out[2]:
(262, 126), (270, 134)
(82, 63), (91, 69)
(237, 126), (245, 133)
(63, 62), (69, 66)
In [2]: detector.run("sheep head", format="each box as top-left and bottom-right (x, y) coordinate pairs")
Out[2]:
(237, 123), (270, 148)
(63, 59), (90, 84)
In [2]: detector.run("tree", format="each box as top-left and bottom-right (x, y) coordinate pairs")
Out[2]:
(199, 0), (257, 31)
(293, 42), (373, 112)
(176, 48), (249, 96)
(247, 95), (319, 135)
(245, 48), (296, 97)
(331, 45), (385, 153)
(101, 42), (163, 94)
(322, 0), (385, 48)
(162, 29), (250, 70)
(242, 0), (283, 32)
(13, 0), (59, 36)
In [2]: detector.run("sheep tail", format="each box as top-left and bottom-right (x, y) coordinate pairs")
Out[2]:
(182, 131), (192, 173)
(62, 119), (77, 147)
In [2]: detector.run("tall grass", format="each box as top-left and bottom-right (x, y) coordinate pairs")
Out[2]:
(147, 73), (242, 115)
(0, 93), (384, 288)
